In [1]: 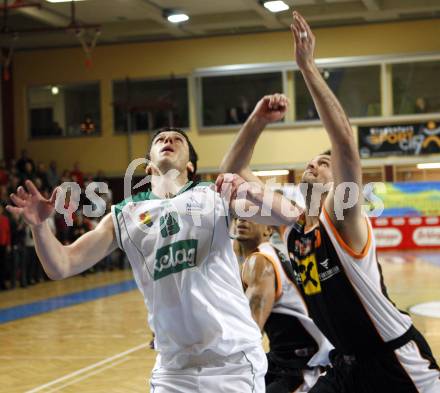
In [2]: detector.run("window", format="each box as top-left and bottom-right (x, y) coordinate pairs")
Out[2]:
(200, 72), (283, 127)
(392, 61), (440, 115)
(295, 66), (381, 120)
(28, 82), (101, 138)
(113, 77), (189, 132)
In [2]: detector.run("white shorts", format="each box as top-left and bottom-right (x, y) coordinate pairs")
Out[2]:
(150, 346), (267, 393)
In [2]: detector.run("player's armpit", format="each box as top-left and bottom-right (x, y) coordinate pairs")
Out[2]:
(323, 193), (370, 258)
(243, 254), (276, 331)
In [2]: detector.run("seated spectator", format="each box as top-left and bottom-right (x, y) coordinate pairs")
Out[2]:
(0, 204), (11, 290)
(80, 114), (96, 134)
(22, 162), (36, 182)
(36, 162), (50, 190)
(16, 149), (35, 175)
(47, 160), (60, 189)
(0, 160), (9, 187)
(71, 162), (84, 188)
(8, 175), (22, 196)
(9, 212), (26, 288)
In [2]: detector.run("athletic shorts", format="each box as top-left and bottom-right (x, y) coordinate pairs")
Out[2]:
(265, 352), (322, 393)
(150, 345), (267, 393)
(310, 327), (440, 393)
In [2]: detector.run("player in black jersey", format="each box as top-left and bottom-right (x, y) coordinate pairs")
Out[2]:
(218, 11), (440, 393)
(233, 218), (331, 392)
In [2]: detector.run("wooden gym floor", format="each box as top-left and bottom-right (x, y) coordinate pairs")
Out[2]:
(0, 250), (439, 393)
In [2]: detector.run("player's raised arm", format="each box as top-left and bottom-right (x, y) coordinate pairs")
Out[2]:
(7, 180), (117, 280)
(292, 11), (367, 250)
(220, 94), (288, 184)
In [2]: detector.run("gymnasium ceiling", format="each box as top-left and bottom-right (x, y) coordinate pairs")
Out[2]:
(1, 0), (440, 51)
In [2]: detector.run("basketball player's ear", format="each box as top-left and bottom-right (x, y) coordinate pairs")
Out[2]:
(145, 162), (153, 175)
(186, 161), (195, 177)
(264, 226), (274, 238)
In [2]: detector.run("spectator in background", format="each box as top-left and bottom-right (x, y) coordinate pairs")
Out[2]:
(415, 97), (428, 114)
(71, 162), (84, 188)
(22, 162), (36, 182)
(60, 169), (71, 184)
(8, 175), (22, 199)
(0, 160), (9, 187)
(47, 160), (60, 189)
(16, 149), (35, 174)
(226, 96), (251, 124)
(70, 212), (92, 274)
(24, 224), (39, 285)
(9, 212), (26, 288)
(80, 114), (96, 134)
(36, 162), (50, 191)
(0, 204), (11, 290)
(0, 185), (9, 205)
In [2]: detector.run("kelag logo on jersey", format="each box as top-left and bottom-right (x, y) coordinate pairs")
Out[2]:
(154, 239), (198, 280)
(160, 211), (180, 238)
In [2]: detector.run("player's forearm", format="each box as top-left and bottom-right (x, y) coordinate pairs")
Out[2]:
(249, 293), (270, 331)
(31, 222), (71, 280)
(220, 115), (267, 175)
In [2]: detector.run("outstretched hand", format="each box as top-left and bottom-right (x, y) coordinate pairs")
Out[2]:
(290, 11), (316, 70)
(251, 93), (289, 124)
(7, 180), (58, 227)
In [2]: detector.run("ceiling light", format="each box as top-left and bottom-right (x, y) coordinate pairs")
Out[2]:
(51, 86), (59, 95)
(46, 0), (86, 3)
(263, 1), (289, 13)
(417, 163), (440, 169)
(163, 9), (189, 23)
(253, 169), (289, 177)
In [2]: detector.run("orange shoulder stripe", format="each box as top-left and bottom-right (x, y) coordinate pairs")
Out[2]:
(322, 205), (372, 260)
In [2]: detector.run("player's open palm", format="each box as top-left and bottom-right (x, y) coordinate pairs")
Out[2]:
(253, 94), (288, 124)
(291, 11), (316, 70)
(7, 180), (58, 227)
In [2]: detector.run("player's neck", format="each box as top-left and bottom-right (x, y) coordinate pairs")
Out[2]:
(150, 170), (190, 199)
(239, 238), (265, 257)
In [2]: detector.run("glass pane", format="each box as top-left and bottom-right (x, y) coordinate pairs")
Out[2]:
(113, 78), (188, 132)
(295, 66), (381, 120)
(28, 82), (101, 138)
(392, 61), (440, 115)
(201, 72), (283, 127)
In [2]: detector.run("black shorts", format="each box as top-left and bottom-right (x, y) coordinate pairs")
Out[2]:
(310, 327), (439, 393)
(265, 352), (307, 393)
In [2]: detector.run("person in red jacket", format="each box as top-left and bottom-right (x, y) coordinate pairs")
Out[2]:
(0, 204), (11, 290)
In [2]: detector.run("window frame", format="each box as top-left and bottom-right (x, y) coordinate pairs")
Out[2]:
(27, 80), (102, 140)
(193, 52), (440, 131)
(111, 75), (190, 135)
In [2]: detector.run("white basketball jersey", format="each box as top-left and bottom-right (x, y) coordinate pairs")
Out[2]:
(111, 181), (261, 369)
(252, 242), (332, 367)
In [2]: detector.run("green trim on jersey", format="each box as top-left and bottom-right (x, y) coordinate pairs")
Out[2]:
(149, 180), (196, 200)
(113, 191), (152, 219)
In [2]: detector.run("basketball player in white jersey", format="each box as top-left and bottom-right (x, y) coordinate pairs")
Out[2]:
(218, 11), (440, 393)
(7, 127), (283, 392)
(234, 218), (331, 392)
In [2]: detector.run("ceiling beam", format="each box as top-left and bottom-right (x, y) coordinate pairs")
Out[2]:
(239, 0), (286, 29)
(16, 6), (71, 27)
(361, 0), (381, 12)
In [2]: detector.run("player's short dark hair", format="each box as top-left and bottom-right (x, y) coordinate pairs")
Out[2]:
(147, 127), (198, 181)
